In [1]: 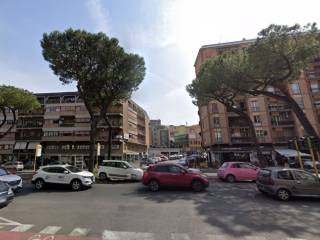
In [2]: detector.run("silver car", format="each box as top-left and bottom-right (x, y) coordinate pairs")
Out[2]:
(0, 181), (14, 207)
(0, 167), (23, 191)
(256, 167), (320, 201)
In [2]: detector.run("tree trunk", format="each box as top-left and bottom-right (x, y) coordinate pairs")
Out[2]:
(103, 115), (112, 160)
(252, 89), (320, 141)
(88, 117), (98, 172)
(226, 106), (268, 167)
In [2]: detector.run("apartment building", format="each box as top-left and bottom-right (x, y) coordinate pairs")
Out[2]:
(0, 92), (150, 167)
(149, 120), (170, 148)
(194, 39), (320, 162)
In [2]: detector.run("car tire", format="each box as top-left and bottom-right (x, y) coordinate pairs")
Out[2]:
(71, 179), (82, 191)
(226, 174), (236, 183)
(191, 180), (204, 192)
(35, 179), (45, 190)
(99, 172), (108, 181)
(277, 188), (290, 201)
(148, 180), (160, 192)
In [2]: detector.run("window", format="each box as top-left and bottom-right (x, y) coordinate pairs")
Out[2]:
(294, 171), (317, 182)
(154, 165), (170, 172)
(169, 165), (184, 173)
(253, 115), (262, 126)
(250, 100), (260, 112)
(221, 162), (229, 168)
(214, 128), (222, 142)
(55, 167), (66, 174)
(256, 130), (266, 137)
(212, 117), (220, 127)
(211, 103), (219, 113)
(61, 145), (70, 150)
(266, 86), (275, 92)
(104, 161), (116, 167)
(277, 171), (294, 180)
(311, 83), (320, 93)
(314, 101), (320, 109)
(291, 83), (301, 94)
(231, 163), (240, 168)
(239, 163), (256, 169)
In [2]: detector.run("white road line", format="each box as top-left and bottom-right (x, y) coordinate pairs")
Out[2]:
(171, 233), (191, 240)
(0, 216), (21, 226)
(39, 226), (61, 235)
(102, 230), (154, 240)
(286, 238), (306, 240)
(10, 224), (34, 232)
(245, 237), (268, 240)
(69, 228), (90, 236)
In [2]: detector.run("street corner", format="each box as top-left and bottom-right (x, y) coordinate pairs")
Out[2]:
(0, 231), (100, 240)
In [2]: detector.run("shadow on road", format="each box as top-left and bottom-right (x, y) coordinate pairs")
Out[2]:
(125, 181), (320, 238)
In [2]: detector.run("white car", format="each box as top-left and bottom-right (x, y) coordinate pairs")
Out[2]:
(0, 167), (23, 191)
(98, 160), (143, 181)
(2, 161), (24, 171)
(32, 165), (94, 191)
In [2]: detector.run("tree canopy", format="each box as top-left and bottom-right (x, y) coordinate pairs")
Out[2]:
(0, 85), (40, 137)
(41, 29), (146, 171)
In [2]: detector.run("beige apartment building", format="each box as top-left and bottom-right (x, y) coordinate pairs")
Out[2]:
(194, 39), (320, 162)
(0, 92), (150, 167)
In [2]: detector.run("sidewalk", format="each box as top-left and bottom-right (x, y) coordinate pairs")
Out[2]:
(201, 168), (218, 179)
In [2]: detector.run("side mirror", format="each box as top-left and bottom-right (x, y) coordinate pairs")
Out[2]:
(64, 170), (69, 174)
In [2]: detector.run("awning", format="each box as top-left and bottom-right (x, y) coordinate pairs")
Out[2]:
(14, 142), (27, 150)
(27, 142), (39, 150)
(275, 148), (310, 158)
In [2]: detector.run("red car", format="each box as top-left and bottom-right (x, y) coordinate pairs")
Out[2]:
(217, 161), (259, 183)
(142, 163), (209, 192)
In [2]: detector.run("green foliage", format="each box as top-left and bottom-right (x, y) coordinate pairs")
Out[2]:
(0, 85), (40, 111)
(247, 23), (320, 88)
(41, 29), (146, 112)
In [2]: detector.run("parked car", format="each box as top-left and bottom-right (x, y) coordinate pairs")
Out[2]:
(98, 160), (144, 181)
(1, 161), (24, 171)
(0, 181), (14, 207)
(32, 165), (94, 191)
(142, 163), (209, 192)
(0, 167), (23, 191)
(302, 161), (320, 173)
(177, 158), (188, 167)
(218, 162), (259, 183)
(256, 167), (320, 201)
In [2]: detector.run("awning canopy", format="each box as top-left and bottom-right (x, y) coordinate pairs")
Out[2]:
(275, 148), (310, 158)
(14, 142), (27, 150)
(27, 142), (39, 150)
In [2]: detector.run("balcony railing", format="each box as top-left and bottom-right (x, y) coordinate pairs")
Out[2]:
(271, 120), (295, 126)
(231, 136), (252, 143)
(268, 105), (291, 112)
(306, 70), (320, 80)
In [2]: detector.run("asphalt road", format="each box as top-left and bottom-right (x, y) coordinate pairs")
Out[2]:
(1, 180), (320, 240)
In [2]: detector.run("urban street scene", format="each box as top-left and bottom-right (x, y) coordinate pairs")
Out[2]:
(1, 1), (320, 240)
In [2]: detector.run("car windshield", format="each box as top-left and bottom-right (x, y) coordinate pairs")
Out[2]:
(124, 162), (134, 168)
(0, 168), (8, 176)
(65, 166), (82, 173)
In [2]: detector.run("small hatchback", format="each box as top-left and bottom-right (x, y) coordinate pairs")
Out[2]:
(218, 162), (259, 182)
(256, 167), (320, 201)
(98, 160), (143, 181)
(142, 163), (209, 192)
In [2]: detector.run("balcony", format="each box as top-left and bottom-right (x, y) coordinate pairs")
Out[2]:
(268, 105), (291, 112)
(273, 137), (292, 143)
(251, 107), (260, 112)
(271, 120), (295, 127)
(17, 123), (43, 129)
(306, 70), (320, 80)
(231, 136), (252, 144)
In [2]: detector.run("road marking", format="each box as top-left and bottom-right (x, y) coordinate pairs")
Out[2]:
(0, 216), (21, 226)
(10, 224), (33, 232)
(286, 238), (306, 240)
(171, 233), (191, 240)
(39, 226), (61, 235)
(69, 227), (90, 236)
(245, 237), (268, 240)
(102, 230), (154, 240)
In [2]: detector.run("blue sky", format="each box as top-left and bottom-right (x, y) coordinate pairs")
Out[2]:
(1, 0), (320, 125)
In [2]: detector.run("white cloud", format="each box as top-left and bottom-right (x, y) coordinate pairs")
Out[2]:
(86, 0), (110, 33)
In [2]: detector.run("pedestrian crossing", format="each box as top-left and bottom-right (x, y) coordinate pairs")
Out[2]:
(0, 224), (312, 240)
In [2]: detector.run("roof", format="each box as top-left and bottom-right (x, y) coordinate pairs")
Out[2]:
(275, 148), (311, 158)
(40, 164), (71, 168)
(200, 38), (255, 49)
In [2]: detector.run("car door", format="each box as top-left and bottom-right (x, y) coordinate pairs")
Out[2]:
(167, 165), (188, 187)
(42, 167), (58, 183)
(153, 165), (171, 185)
(114, 162), (129, 179)
(240, 163), (258, 181)
(105, 161), (119, 179)
(292, 170), (320, 196)
(54, 167), (69, 184)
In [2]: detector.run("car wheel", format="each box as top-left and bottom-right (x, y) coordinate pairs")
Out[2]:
(35, 179), (44, 190)
(226, 174), (236, 183)
(191, 180), (204, 192)
(277, 188), (290, 201)
(71, 179), (82, 191)
(99, 172), (107, 181)
(148, 180), (159, 192)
